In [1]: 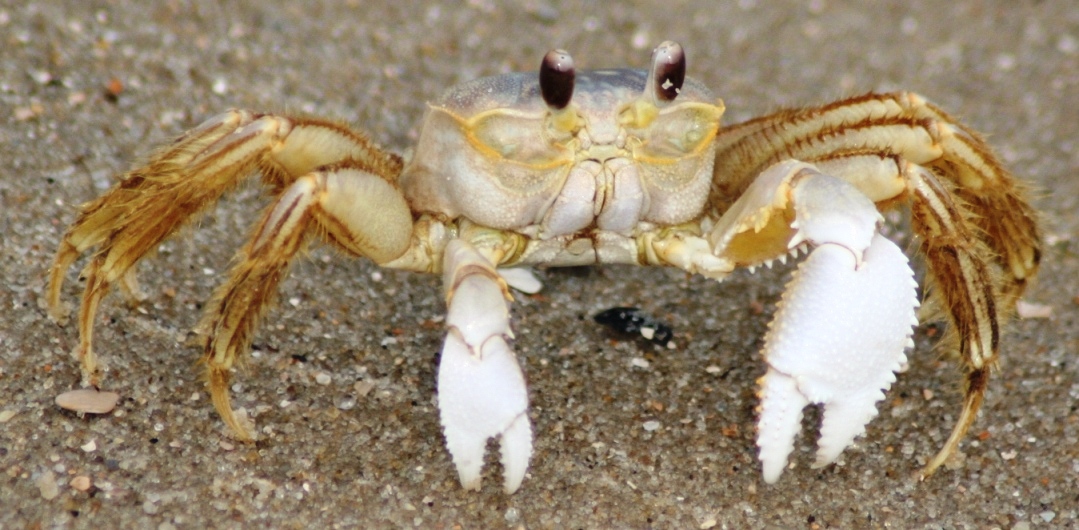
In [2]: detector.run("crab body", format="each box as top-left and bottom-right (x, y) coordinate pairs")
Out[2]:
(48, 42), (1040, 493)
(403, 66), (718, 243)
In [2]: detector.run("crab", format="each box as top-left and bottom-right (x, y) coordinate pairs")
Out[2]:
(47, 41), (1040, 492)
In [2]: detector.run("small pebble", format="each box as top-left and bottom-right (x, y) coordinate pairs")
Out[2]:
(211, 78), (228, 95)
(69, 475), (92, 492)
(504, 507), (521, 524)
(1016, 300), (1053, 319)
(642, 420), (661, 432)
(36, 471), (59, 500)
(105, 77), (123, 97)
(80, 440), (97, 453)
(315, 372), (332, 385)
(0, 410), (17, 423)
(354, 380), (375, 397)
(55, 389), (121, 414)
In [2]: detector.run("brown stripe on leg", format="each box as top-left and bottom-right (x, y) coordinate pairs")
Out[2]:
(907, 165), (1000, 477)
(47, 110), (256, 322)
(199, 175), (321, 441)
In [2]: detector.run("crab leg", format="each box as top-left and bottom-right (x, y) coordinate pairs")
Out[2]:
(200, 167), (411, 439)
(706, 161), (918, 483)
(47, 110), (403, 387)
(438, 239), (533, 493)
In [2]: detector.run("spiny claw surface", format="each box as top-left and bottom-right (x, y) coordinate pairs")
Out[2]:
(438, 242), (532, 493)
(757, 233), (918, 483)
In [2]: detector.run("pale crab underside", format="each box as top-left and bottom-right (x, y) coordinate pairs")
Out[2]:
(48, 41), (1039, 492)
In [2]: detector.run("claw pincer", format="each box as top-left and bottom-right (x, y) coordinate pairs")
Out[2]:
(437, 240), (533, 493)
(716, 162), (919, 482)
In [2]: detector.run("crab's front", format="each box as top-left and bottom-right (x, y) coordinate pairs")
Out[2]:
(49, 41), (1040, 493)
(400, 43), (924, 490)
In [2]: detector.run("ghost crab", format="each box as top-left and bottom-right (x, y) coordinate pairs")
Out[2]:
(48, 41), (1040, 491)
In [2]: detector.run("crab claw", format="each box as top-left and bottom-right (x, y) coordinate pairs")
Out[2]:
(438, 240), (533, 493)
(756, 202), (918, 482)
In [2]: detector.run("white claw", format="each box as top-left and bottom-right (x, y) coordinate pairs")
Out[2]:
(438, 240), (533, 493)
(756, 233), (917, 483)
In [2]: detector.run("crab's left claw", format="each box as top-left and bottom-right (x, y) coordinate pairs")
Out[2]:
(437, 239), (533, 493)
(757, 232), (918, 483)
(710, 161), (919, 483)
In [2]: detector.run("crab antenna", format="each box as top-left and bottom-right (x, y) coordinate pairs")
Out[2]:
(539, 49), (575, 110)
(647, 41), (686, 103)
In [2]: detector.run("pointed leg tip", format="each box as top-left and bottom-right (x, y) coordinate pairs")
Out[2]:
(45, 299), (73, 326)
(221, 406), (257, 442)
(919, 450), (950, 480)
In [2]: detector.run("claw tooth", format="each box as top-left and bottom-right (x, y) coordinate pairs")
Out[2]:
(748, 265), (757, 274)
(779, 254), (788, 265)
(765, 259), (774, 269)
(787, 231), (808, 251)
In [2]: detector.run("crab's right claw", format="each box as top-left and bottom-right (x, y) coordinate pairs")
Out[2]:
(438, 240), (533, 493)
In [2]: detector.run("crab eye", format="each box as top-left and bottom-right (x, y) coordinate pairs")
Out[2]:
(539, 49), (575, 110)
(649, 41), (685, 102)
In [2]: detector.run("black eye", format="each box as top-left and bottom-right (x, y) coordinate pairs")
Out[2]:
(539, 49), (575, 110)
(650, 41), (685, 102)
